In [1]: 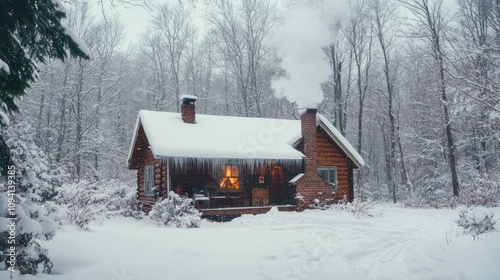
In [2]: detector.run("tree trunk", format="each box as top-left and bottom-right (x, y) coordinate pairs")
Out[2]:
(411, 0), (460, 196)
(438, 54), (460, 196)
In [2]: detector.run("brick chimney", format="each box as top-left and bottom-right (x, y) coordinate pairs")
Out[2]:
(301, 108), (318, 174)
(295, 108), (335, 211)
(180, 95), (197, 124)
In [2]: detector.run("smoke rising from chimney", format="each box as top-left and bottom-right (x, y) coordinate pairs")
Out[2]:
(271, 1), (345, 109)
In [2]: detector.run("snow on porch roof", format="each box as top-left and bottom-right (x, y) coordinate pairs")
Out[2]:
(129, 110), (305, 162)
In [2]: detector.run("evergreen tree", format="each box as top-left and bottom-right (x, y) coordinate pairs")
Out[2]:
(0, 0), (90, 174)
(4, 121), (69, 202)
(0, 121), (67, 275)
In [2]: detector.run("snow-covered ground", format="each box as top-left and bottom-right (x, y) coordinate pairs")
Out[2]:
(4, 204), (500, 280)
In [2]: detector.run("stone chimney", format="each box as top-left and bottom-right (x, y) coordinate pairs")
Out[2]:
(180, 95), (197, 124)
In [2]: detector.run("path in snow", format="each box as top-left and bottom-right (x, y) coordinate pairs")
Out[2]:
(227, 206), (498, 280)
(3, 205), (499, 280)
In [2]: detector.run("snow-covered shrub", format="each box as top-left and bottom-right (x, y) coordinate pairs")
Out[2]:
(149, 192), (201, 228)
(42, 201), (66, 225)
(455, 206), (497, 240)
(0, 193), (56, 275)
(54, 179), (142, 227)
(3, 121), (70, 203)
(310, 198), (329, 210)
(15, 239), (52, 275)
(0, 121), (64, 275)
(355, 182), (390, 203)
(348, 198), (376, 218)
(397, 163), (459, 208)
(423, 183), (454, 208)
(458, 176), (500, 207)
(54, 181), (107, 229)
(99, 179), (141, 218)
(295, 193), (305, 209)
(332, 197), (376, 218)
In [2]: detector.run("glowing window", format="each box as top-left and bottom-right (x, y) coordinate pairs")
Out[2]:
(220, 165), (240, 190)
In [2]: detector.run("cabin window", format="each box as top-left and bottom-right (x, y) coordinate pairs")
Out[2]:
(145, 165), (155, 196)
(318, 167), (338, 193)
(220, 165), (240, 190)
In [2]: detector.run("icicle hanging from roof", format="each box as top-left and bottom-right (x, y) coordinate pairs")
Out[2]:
(159, 157), (302, 182)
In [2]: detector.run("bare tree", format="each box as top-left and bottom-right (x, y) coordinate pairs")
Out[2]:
(140, 33), (170, 110)
(206, 0), (278, 117)
(185, 37), (215, 114)
(150, 3), (196, 112)
(65, 2), (96, 179)
(401, 0), (460, 197)
(89, 17), (125, 179)
(450, 0), (500, 175)
(324, 35), (349, 136)
(342, 0), (374, 155)
(370, 0), (414, 202)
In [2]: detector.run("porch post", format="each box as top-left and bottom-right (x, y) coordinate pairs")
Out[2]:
(166, 158), (171, 195)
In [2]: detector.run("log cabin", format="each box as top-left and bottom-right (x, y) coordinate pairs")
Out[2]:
(127, 95), (364, 218)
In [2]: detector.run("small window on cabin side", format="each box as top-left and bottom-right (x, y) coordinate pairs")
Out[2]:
(318, 167), (338, 193)
(220, 165), (240, 190)
(145, 165), (155, 196)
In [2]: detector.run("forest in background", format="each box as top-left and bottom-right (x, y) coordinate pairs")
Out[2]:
(5, 0), (499, 206)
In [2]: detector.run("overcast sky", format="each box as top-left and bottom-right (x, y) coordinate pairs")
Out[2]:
(101, 0), (162, 43)
(99, 0), (206, 45)
(99, 0), (459, 46)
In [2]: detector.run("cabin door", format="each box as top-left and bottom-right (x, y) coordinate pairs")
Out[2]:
(269, 166), (285, 205)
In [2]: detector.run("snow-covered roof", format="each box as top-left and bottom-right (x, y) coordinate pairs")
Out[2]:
(289, 173), (305, 185)
(127, 110), (364, 168)
(129, 111), (304, 162)
(317, 114), (365, 167)
(179, 94), (198, 100)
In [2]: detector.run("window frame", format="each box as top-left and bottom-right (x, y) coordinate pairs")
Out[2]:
(318, 167), (338, 193)
(144, 164), (155, 196)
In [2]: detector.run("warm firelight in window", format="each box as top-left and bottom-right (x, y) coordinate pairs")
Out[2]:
(220, 165), (240, 190)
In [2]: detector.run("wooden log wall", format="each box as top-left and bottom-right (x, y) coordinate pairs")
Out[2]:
(137, 147), (160, 211)
(316, 129), (351, 201)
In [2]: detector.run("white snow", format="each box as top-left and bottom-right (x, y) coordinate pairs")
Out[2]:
(128, 111), (364, 168)
(3, 205), (499, 279)
(289, 173), (305, 184)
(61, 22), (91, 58)
(131, 110), (305, 161)
(50, 0), (66, 13)
(0, 111), (9, 127)
(179, 94), (198, 100)
(0, 58), (9, 74)
(15, 205), (42, 236)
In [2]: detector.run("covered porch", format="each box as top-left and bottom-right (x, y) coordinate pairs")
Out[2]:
(161, 157), (302, 217)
